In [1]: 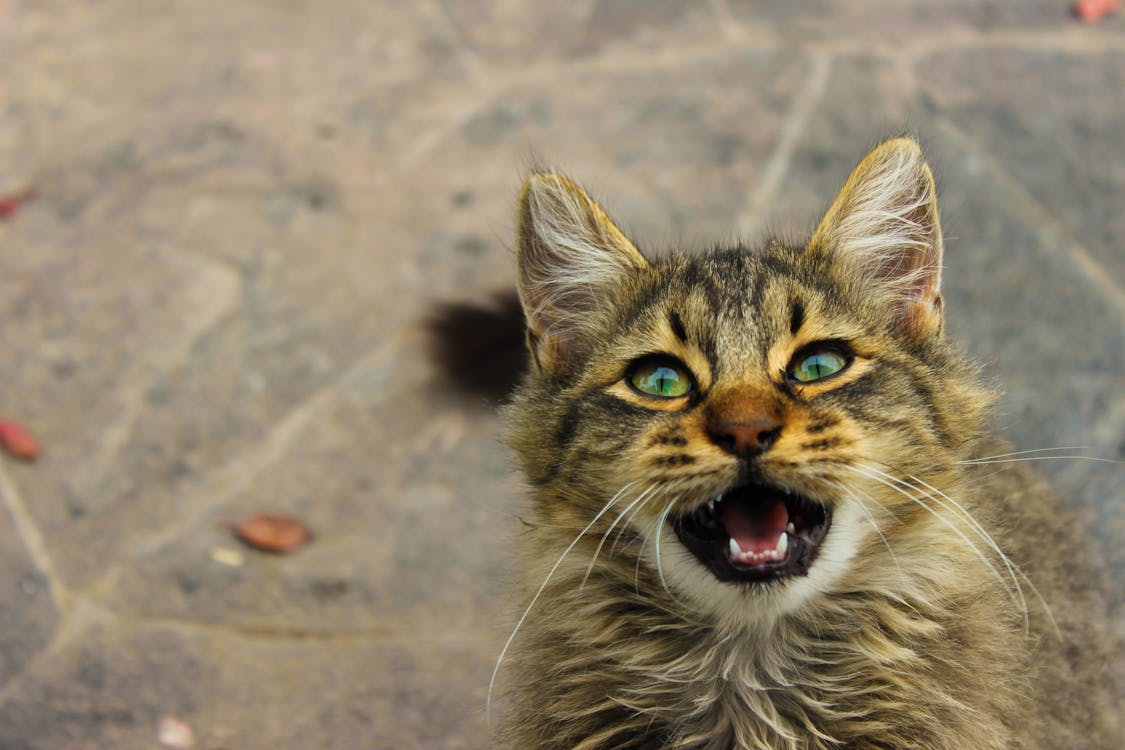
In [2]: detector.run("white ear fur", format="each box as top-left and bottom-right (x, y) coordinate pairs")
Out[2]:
(515, 173), (648, 375)
(811, 138), (944, 339)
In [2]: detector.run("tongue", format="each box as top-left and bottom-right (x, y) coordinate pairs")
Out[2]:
(720, 497), (789, 555)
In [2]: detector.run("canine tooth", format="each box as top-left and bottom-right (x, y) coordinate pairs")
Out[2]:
(729, 538), (743, 557)
(776, 532), (789, 556)
(786, 522), (796, 535)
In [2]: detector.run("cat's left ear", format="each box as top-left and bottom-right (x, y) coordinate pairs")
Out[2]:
(809, 138), (944, 340)
(515, 173), (649, 376)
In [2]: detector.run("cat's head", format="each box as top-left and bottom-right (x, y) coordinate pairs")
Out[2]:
(507, 138), (993, 625)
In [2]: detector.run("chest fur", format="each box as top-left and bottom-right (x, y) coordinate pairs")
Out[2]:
(504, 577), (1024, 750)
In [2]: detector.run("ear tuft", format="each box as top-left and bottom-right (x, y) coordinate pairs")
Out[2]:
(515, 173), (648, 376)
(810, 138), (944, 340)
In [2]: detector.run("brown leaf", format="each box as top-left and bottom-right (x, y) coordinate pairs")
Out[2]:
(0, 188), (35, 218)
(0, 419), (40, 460)
(1074, 0), (1120, 22)
(234, 513), (311, 553)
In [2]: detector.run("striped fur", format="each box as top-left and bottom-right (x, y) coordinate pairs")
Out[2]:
(498, 139), (1119, 749)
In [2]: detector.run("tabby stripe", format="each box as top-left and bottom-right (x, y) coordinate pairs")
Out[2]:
(669, 309), (688, 343)
(789, 298), (806, 335)
(801, 437), (846, 451)
(805, 416), (840, 434)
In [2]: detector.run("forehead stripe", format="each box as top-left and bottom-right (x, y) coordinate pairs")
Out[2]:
(669, 310), (688, 343)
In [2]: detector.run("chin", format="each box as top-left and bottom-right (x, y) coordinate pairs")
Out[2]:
(654, 499), (870, 630)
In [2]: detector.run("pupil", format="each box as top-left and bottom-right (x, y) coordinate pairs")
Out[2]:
(800, 354), (836, 381)
(630, 361), (692, 398)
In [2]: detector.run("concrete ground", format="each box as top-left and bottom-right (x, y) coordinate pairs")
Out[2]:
(0, 1), (1121, 748)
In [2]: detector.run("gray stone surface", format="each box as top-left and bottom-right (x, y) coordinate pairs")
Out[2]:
(0, 492), (57, 690)
(0, 1), (1121, 747)
(728, 0), (1125, 36)
(918, 48), (1125, 270)
(0, 610), (493, 749)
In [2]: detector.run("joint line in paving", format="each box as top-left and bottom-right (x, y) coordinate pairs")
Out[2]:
(736, 50), (833, 238)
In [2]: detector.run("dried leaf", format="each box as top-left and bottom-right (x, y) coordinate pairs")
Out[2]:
(234, 513), (311, 553)
(1074, 0), (1120, 22)
(0, 188), (34, 218)
(0, 419), (40, 460)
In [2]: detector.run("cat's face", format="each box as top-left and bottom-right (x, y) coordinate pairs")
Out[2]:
(508, 139), (991, 625)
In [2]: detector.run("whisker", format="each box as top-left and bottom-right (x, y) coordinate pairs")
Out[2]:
(902, 470), (1060, 639)
(581, 483), (659, 589)
(487, 479), (640, 721)
(653, 496), (679, 599)
(824, 476), (907, 586)
(842, 463), (1029, 633)
(961, 446), (1088, 461)
(634, 531), (648, 594)
(959, 455), (1120, 466)
(611, 475), (697, 557)
(858, 461), (1062, 637)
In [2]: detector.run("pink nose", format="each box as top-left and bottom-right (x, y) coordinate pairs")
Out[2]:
(709, 418), (782, 458)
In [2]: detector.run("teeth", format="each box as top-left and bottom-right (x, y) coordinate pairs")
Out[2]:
(727, 532), (790, 565)
(786, 522), (796, 535)
(776, 531), (788, 556)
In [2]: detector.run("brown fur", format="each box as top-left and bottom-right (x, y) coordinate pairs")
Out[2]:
(497, 139), (1120, 749)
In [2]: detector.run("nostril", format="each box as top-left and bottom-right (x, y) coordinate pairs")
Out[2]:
(758, 426), (781, 451)
(710, 419), (783, 457)
(716, 432), (738, 455)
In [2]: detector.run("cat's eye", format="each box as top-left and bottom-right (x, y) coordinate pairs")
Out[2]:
(789, 345), (851, 383)
(628, 357), (694, 399)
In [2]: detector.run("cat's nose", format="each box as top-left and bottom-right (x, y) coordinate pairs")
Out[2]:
(709, 418), (782, 458)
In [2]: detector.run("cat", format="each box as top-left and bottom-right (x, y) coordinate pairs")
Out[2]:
(481, 138), (1119, 749)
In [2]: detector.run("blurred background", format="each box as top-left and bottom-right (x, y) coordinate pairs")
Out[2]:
(0, 1), (1121, 748)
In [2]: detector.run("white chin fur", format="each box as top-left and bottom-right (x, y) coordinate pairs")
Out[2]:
(652, 501), (868, 631)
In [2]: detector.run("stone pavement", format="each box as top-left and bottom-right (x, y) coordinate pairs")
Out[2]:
(0, 1), (1121, 748)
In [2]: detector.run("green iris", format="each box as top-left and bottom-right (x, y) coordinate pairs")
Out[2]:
(791, 347), (849, 383)
(630, 359), (693, 398)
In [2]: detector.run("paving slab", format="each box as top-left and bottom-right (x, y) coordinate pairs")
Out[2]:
(0, 0), (473, 194)
(727, 0), (1125, 37)
(438, 0), (721, 63)
(0, 176), (441, 589)
(0, 491), (58, 691)
(452, 48), (814, 251)
(105, 329), (519, 638)
(918, 47), (1125, 271)
(0, 612), (493, 750)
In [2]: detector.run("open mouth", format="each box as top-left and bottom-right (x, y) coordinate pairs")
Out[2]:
(670, 482), (832, 584)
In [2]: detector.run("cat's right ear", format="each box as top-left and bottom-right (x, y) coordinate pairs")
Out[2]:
(515, 173), (648, 377)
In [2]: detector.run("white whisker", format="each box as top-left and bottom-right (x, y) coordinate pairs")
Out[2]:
(962, 446), (1088, 461)
(843, 463), (1029, 633)
(903, 470), (1060, 638)
(653, 496), (679, 599)
(487, 479), (640, 721)
(959, 455), (1119, 466)
(611, 476), (688, 556)
(581, 483), (659, 589)
(825, 476), (907, 586)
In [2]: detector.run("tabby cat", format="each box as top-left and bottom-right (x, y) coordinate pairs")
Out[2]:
(495, 138), (1119, 749)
